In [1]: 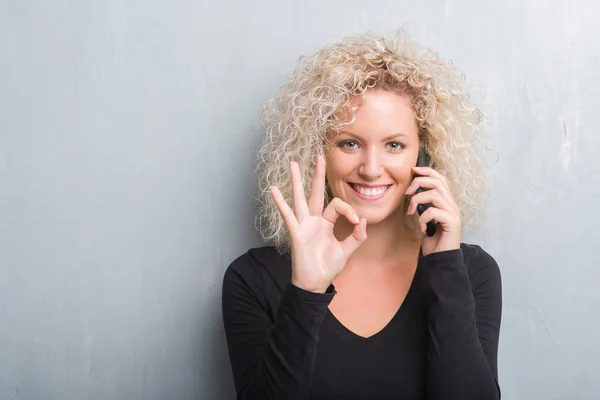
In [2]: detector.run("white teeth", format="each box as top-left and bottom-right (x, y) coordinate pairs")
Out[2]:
(352, 184), (387, 197)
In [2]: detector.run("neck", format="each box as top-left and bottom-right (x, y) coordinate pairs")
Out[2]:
(334, 208), (420, 268)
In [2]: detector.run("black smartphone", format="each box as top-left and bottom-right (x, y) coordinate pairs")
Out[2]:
(415, 149), (436, 237)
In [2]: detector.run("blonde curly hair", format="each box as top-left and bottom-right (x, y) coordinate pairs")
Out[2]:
(255, 30), (489, 253)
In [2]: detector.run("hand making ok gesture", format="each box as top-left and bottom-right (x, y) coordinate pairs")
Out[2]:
(270, 156), (368, 293)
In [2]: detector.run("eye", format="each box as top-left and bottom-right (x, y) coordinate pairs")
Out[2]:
(387, 141), (405, 151)
(339, 140), (359, 150)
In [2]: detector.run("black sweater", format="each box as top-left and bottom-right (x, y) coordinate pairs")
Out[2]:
(222, 243), (502, 399)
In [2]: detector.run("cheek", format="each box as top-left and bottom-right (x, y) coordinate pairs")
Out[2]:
(324, 165), (337, 184)
(389, 159), (416, 184)
(325, 152), (350, 180)
(325, 171), (346, 194)
(324, 165), (350, 198)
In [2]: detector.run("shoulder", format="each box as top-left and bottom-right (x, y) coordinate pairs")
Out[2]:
(223, 246), (292, 294)
(460, 243), (502, 292)
(225, 246), (289, 277)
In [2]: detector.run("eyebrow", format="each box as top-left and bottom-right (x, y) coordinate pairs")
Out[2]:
(338, 131), (410, 141)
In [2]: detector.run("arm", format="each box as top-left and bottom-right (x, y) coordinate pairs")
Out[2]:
(221, 254), (335, 400)
(423, 246), (502, 399)
(222, 158), (366, 399)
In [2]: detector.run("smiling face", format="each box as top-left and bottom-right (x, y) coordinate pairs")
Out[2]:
(325, 89), (420, 225)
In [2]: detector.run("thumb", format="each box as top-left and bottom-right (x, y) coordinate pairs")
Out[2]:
(340, 217), (367, 257)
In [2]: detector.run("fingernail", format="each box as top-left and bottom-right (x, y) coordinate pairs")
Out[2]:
(354, 215), (360, 223)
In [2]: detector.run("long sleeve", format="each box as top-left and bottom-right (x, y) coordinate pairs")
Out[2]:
(422, 245), (502, 399)
(221, 253), (335, 400)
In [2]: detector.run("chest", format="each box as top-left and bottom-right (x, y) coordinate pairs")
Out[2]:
(328, 264), (416, 338)
(309, 298), (429, 400)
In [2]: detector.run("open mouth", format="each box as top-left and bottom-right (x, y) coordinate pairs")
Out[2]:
(348, 183), (392, 200)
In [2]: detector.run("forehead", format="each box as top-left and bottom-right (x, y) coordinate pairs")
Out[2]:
(336, 89), (419, 139)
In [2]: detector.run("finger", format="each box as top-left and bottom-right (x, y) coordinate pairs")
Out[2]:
(405, 176), (442, 196)
(270, 186), (299, 233)
(322, 198), (360, 225)
(418, 207), (460, 233)
(308, 156), (326, 215)
(411, 167), (450, 189)
(406, 180), (454, 207)
(407, 190), (458, 216)
(290, 161), (310, 221)
(340, 217), (367, 257)
(412, 166), (446, 180)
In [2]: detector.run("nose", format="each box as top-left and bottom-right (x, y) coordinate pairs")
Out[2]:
(358, 148), (384, 180)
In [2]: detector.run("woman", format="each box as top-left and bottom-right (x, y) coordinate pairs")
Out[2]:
(222, 31), (502, 400)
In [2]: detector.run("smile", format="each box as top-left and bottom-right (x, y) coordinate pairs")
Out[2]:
(349, 183), (391, 201)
